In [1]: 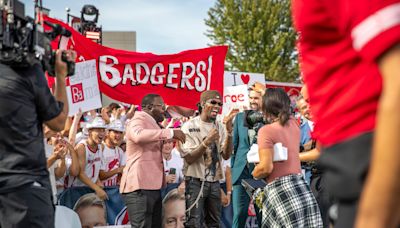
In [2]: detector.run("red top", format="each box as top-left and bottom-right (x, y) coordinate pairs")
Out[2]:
(292, 0), (400, 146)
(258, 118), (301, 183)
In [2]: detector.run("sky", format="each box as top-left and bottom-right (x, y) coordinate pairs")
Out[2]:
(23, 0), (216, 54)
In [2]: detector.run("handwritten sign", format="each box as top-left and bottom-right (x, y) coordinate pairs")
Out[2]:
(224, 71), (266, 88)
(66, 60), (102, 116)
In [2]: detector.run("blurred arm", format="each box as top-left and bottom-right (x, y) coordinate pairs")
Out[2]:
(356, 44), (400, 228)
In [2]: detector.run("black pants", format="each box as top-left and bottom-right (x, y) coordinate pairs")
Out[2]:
(122, 189), (162, 228)
(319, 132), (372, 228)
(185, 178), (221, 228)
(310, 173), (332, 228)
(0, 183), (55, 228)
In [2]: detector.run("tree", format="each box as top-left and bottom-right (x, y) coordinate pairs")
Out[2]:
(205, 0), (299, 82)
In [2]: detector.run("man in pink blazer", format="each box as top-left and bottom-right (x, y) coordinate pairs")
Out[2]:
(120, 94), (185, 228)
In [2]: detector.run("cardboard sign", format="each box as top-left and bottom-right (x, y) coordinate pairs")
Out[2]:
(224, 71), (266, 88)
(66, 60), (102, 116)
(222, 85), (249, 117)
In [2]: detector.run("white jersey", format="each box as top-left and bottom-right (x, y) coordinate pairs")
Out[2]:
(56, 155), (75, 191)
(100, 143), (126, 186)
(72, 141), (102, 187)
(163, 148), (184, 184)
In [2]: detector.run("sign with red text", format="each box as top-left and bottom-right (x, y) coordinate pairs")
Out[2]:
(222, 85), (249, 117)
(44, 15), (228, 110)
(66, 60), (102, 116)
(224, 71), (266, 88)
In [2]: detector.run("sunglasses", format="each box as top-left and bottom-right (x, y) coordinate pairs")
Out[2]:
(207, 100), (223, 106)
(151, 104), (166, 110)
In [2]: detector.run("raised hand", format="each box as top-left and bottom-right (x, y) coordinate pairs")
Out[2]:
(224, 108), (239, 133)
(173, 129), (186, 143)
(204, 128), (220, 146)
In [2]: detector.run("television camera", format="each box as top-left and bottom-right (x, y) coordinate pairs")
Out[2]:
(0, 0), (74, 76)
(243, 110), (266, 144)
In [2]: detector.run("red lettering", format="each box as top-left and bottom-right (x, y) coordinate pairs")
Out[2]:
(224, 93), (245, 103)
(71, 83), (84, 103)
(224, 95), (230, 103)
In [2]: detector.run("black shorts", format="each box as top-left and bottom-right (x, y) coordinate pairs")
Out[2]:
(318, 132), (372, 227)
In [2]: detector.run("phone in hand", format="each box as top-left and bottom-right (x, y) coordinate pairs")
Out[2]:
(169, 168), (176, 175)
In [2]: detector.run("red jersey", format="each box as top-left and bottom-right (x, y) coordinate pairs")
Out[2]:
(292, 0), (400, 146)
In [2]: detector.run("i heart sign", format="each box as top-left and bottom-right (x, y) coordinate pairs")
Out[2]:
(241, 74), (250, 84)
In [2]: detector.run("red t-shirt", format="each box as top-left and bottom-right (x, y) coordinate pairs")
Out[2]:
(292, 0), (400, 146)
(258, 118), (301, 183)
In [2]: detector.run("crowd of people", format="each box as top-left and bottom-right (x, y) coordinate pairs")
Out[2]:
(38, 92), (238, 227)
(7, 80), (327, 228)
(38, 83), (331, 228)
(2, 1), (400, 227)
(3, 77), (396, 227)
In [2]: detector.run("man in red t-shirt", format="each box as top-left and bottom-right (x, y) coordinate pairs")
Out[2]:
(292, 1), (400, 227)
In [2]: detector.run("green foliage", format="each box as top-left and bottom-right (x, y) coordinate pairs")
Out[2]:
(205, 0), (299, 82)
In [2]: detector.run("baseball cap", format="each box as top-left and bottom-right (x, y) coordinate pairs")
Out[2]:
(107, 119), (125, 132)
(200, 90), (221, 103)
(86, 117), (107, 130)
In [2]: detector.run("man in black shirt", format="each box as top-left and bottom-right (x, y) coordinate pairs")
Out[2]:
(0, 50), (76, 228)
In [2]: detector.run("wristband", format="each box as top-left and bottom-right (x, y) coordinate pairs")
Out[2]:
(227, 191), (232, 195)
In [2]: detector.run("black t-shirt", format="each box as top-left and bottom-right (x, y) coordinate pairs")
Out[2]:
(0, 63), (63, 193)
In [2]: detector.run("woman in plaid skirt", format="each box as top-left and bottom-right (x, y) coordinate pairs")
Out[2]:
(252, 88), (323, 228)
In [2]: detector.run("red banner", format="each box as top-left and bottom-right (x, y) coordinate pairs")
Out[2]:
(44, 16), (228, 109)
(265, 81), (302, 96)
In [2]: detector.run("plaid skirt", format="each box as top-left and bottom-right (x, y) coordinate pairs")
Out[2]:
(261, 174), (323, 228)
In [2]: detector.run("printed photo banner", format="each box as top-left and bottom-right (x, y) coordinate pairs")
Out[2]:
(43, 15), (228, 110)
(265, 81), (302, 112)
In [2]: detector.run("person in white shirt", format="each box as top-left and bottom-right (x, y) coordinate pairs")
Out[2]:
(162, 139), (184, 198)
(74, 117), (108, 200)
(99, 119), (126, 187)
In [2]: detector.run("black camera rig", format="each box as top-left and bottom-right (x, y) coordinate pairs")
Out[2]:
(0, 0), (74, 76)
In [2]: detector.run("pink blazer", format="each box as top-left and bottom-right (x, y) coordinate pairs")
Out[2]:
(120, 111), (172, 193)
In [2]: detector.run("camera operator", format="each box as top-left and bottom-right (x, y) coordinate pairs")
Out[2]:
(230, 82), (265, 227)
(0, 49), (76, 228)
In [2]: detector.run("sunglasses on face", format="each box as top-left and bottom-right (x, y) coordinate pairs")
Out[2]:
(207, 100), (223, 106)
(151, 104), (166, 110)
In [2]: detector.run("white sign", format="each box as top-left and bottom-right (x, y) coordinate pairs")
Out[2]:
(66, 60), (102, 116)
(222, 85), (249, 117)
(224, 71), (266, 88)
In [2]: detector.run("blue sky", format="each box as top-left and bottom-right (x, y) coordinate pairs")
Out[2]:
(24, 0), (216, 54)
